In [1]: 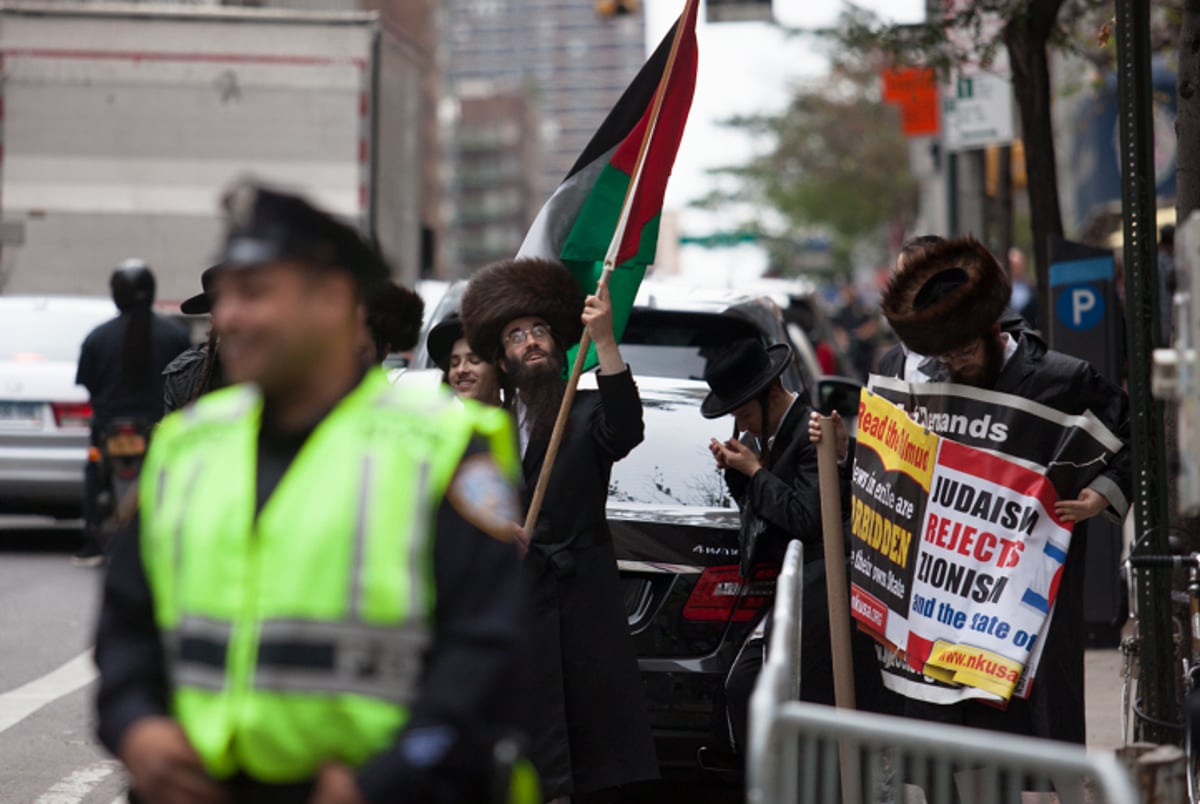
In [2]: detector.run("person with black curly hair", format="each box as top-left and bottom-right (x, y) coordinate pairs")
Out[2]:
(363, 280), (424, 365)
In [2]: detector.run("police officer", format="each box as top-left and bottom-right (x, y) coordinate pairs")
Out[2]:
(95, 182), (532, 804)
(76, 260), (191, 565)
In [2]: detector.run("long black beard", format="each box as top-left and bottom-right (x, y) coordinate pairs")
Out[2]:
(506, 351), (566, 446)
(949, 335), (1006, 388)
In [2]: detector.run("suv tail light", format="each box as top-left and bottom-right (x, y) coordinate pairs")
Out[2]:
(683, 564), (778, 622)
(52, 401), (93, 429)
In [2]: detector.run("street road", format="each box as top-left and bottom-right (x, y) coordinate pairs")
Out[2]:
(0, 517), (128, 804)
(0, 520), (741, 804)
(0, 515), (1121, 804)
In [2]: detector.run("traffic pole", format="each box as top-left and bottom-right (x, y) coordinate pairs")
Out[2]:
(1115, 0), (1177, 745)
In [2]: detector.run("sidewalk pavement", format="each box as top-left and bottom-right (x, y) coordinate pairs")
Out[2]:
(1085, 649), (1125, 752)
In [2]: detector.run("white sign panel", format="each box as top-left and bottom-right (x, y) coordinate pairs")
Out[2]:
(942, 72), (1015, 152)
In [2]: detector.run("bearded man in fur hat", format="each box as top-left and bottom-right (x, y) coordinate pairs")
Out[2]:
(460, 258), (658, 802)
(881, 236), (1131, 744)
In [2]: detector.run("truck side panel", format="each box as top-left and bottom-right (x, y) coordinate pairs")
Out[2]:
(373, 28), (423, 286)
(0, 10), (385, 301)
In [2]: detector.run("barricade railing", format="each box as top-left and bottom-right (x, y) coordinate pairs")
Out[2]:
(746, 541), (1138, 804)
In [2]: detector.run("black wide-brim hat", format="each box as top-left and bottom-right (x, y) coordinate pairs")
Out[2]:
(460, 258), (585, 361)
(180, 265), (221, 315)
(427, 313), (465, 372)
(217, 180), (390, 289)
(701, 339), (792, 419)
(881, 236), (1011, 357)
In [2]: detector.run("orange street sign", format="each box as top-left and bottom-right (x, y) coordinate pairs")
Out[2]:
(881, 67), (940, 138)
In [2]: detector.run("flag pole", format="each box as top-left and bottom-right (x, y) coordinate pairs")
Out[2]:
(523, 0), (697, 536)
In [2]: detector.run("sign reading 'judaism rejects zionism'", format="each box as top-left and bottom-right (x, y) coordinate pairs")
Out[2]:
(848, 381), (1123, 704)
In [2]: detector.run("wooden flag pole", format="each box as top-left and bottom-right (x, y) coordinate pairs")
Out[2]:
(816, 416), (858, 804)
(522, 0), (696, 535)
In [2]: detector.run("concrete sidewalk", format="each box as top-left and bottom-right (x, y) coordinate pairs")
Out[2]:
(1085, 649), (1127, 752)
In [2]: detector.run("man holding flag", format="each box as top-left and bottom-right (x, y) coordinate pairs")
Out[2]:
(462, 258), (655, 802)
(460, 0), (700, 797)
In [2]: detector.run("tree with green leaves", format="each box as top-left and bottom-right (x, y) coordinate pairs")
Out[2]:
(1179, 1), (1200, 223)
(834, 0), (1115, 328)
(691, 55), (917, 276)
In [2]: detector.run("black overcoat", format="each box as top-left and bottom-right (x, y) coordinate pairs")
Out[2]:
(724, 400), (836, 703)
(904, 332), (1132, 743)
(521, 368), (659, 798)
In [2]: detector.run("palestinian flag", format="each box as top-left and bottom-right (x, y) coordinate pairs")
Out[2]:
(517, 0), (699, 370)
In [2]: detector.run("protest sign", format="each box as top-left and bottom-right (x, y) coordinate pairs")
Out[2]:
(850, 379), (1123, 704)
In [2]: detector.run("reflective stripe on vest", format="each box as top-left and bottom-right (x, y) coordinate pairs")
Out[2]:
(139, 370), (508, 782)
(165, 616), (430, 705)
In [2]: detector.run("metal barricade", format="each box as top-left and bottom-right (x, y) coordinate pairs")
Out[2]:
(746, 542), (1138, 804)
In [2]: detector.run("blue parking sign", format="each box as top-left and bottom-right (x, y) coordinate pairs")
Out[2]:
(1055, 284), (1106, 331)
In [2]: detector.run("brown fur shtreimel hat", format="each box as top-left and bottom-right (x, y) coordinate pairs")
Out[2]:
(881, 236), (1012, 357)
(460, 258), (585, 360)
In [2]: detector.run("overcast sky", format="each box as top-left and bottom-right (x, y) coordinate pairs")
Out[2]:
(640, 0), (925, 280)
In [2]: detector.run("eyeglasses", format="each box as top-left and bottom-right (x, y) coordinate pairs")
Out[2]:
(504, 323), (551, 347)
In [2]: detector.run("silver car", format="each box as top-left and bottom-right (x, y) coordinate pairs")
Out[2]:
(0, 296), (116, 517)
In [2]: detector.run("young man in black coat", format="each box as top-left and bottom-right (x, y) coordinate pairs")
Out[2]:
(460, 258), (658, 803)
(880, 237), (1131, 744)
(164, 266), (224, 414)
(701, 339), (882, 756)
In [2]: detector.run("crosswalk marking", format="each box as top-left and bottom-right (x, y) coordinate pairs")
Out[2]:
(0, 650), (96, 735)
(33, 761), (119, 804)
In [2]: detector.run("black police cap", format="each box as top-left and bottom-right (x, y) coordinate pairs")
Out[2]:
(217, 181), (390, 287)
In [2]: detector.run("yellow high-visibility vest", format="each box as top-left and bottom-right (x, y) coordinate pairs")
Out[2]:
(139, 369), (517, 783)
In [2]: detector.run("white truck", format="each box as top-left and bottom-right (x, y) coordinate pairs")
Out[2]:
(0, 1), (425, 302)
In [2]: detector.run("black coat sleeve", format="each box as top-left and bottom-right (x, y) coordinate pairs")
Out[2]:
(76, 331), (97, 392)
(745, 437), (823, 546)
(163, 377), (186, 415)
(1075, 363), (1132, 520)
(723, 467), (749, 502)
(721, 432), (756, 501)
(356, 486), (528, 803)
(94, 515), (170, 756)
(590, 367), (645, 461)
(163, 353), (204, 415)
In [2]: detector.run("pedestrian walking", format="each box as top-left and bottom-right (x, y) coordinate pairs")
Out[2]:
(95, 182), (532, 803)
(461, 257), (658, 802)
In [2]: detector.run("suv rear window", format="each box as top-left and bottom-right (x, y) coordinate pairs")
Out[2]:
(618, 309), (760, 381)
(608, 382), (736, 509)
